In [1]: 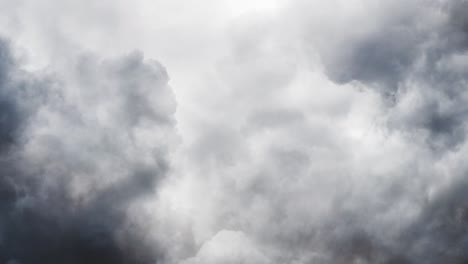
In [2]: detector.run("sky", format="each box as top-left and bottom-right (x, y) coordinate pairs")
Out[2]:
(1, 0), (468, 263)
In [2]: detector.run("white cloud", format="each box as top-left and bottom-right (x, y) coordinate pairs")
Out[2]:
(2, 0), (468, 263)
(182, 230), (270, 264)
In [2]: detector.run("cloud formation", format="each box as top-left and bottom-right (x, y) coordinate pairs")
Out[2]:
(311, 0), (468, 150)
(0, 38), (176, 263)
(2, 0), (468, 264)
(169, 1), (468, 263)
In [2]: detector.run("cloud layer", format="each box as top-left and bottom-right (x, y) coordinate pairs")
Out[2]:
(1, 0), (468, 263)
(0, 39), (176, 263)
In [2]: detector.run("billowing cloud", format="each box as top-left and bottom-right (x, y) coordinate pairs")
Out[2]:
(305, 0), (468, 150)
(167, 1), (468, 263)
(182, 230), (270, 264)
(1, 0), (468, 263)
(0, 38), (176, 263)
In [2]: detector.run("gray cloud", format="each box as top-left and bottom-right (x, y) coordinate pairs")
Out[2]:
(3, 0), (468, 263)
(0, 38), (176, 263)
(312, 0), (468, 150)
(170, 1), (468, 263)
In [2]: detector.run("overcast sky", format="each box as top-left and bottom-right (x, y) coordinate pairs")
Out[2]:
(1, 0), (468, 263)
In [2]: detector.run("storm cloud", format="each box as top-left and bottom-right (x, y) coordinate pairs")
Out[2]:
(0, 38), (176, 263)
(1, 0), (468, 263)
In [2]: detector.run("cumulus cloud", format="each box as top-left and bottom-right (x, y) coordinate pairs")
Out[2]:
(182, 230), (269, 264)
(0, 38), (176, 263)
(2, 0), (468, 264)
(304, 0), (468, 150)
(167, 1), (468, 263)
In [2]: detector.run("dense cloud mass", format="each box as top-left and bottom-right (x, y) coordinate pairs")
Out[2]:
(313, 0), (468, 150)
(2, 0), (468, 263)
(0, 38), (176, 263)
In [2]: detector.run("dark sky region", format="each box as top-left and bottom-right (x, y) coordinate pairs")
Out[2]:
(1, 0), (468, 263)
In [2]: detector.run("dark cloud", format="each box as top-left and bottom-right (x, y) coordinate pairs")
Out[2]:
(0, 39), (46, 153)
(311, 176), (468, 264)
(4, 1), (468, 263)
(393, 177), (468, 264)
(0, 38), (175, 263)
(314, 0), (468, 150)
(321, 22), (419, 94)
